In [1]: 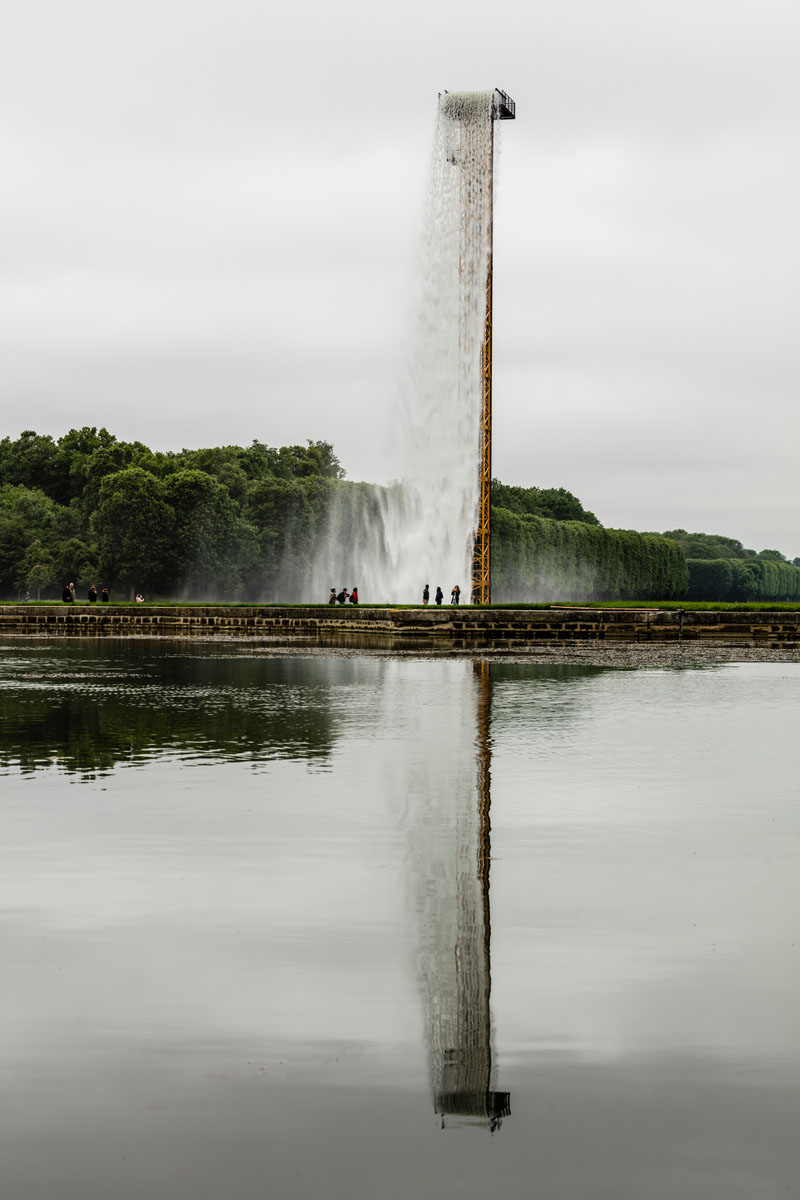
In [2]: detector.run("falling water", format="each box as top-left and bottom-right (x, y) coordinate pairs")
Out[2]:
(306, 92), (497, 603)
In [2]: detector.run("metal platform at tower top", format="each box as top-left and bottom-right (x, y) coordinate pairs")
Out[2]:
(492, 88), (515, 120)
(439, 88), (516, 121)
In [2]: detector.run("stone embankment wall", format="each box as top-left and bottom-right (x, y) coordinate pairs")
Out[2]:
(0, 605), (798, 650)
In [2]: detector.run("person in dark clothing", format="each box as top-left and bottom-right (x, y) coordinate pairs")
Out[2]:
(422, 584), (430, 605)
(435, 586), (443, 606)
(88, 584), (98, 603)
(349, 587), (359, 604)
(336, 589), (348, 605)
(329, 588), (337, 605)
(451, 585), (460, 605)
(62, 584), (73, 603)
(101, 587), (109, 602)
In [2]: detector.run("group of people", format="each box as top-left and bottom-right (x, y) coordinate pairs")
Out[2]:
(325, 584), (461, 606)
(422, 584), (461, 606)
(329, 587), (359, 605)
(62, 583), (109, 603)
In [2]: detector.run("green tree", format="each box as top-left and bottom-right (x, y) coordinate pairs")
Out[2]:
(52, 427), (117, 505)
(80, 442), (137, 512)
(54, 538), (99, 590)
(274, 441), (345, 481)
(239, 440), (281, 481)
(216, 461), (249, 505)
(0, 484), (62, 598)
(0, 431), (60, 498)
(244, 476), (314, 598)
(492, 480), (600, 524)
(94, 468), (174, 596)
(730, 560), (759, 601)
(163, 469), (257, 596)
(0, 512), (28, 594)
(0, 482), (58, 532)
(661, 530), (756, 560)
(686, 559), (734, 601)
(14, 538), (57, 599)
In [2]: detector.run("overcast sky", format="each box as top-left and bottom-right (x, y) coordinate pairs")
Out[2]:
(2, 1), (798, 555)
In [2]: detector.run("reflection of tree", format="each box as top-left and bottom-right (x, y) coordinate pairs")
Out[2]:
(490, 663), (606, 684)
(0, 643), (344, 777)
(488, 662), (611, 744)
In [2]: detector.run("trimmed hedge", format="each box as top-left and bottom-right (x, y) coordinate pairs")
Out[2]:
(687, 557), (800, 602)
(492, 508), (688, 602)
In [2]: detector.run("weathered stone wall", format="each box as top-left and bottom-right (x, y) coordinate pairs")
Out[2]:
(0, 604), (798, 650)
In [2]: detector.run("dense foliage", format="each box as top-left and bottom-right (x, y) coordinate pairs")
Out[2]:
(685, 557), (800, 602)
(492, 509), (688, 602)
(663, 529), (800, 600)
(662, 529), (798, 565)
(491, 480), (600, 525)
(0, 429), (343, 600)
(662, 530), (757, 560)
(0, 427), (796, 602)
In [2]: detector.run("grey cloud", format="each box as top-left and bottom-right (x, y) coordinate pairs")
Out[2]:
(1, 0), (799, 554)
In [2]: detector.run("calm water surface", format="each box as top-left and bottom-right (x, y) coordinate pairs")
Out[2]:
(1, 641), (799, 1199)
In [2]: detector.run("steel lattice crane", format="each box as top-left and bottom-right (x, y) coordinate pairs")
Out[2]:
(473, 88), (515, 606)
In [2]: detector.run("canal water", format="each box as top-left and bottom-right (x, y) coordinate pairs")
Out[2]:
(1, 641), (799, 1199)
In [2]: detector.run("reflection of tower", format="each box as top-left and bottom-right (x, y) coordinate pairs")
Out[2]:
(428, 661), (510, 1130)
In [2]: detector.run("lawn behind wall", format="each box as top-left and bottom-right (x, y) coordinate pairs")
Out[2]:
(4, 600), (800, 612)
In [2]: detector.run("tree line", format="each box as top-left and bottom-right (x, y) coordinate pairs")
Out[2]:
(492, 508), (688, 601)
(0, 428), (345, 599)
(1, 428), (797, 602)
(662, 529), (800, 602)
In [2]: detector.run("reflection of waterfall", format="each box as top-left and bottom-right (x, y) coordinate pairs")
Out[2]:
(303, 93), (497, 603)
(391, 659), (509, 1130)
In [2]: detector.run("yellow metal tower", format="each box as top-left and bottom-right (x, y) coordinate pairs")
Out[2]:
(470, 89), (514, 605)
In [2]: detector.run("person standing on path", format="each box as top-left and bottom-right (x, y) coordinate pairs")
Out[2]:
(451, 585), (460, 605)
(349, 587), (359, 604)
(422, 584), (430, 605)
(101, 587), (109, 602)
(435, 586), (443, 606)
(88, 584), (97, 603)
